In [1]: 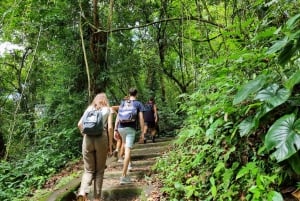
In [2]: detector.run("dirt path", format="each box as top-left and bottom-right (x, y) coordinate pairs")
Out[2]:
(45, 136), (174, 201)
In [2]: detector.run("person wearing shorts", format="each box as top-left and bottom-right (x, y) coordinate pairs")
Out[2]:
(140, 97), (158, 143)
(114, 88), (144, 184)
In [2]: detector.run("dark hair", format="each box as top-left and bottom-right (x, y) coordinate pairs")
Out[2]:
(129, 87), (138, 96)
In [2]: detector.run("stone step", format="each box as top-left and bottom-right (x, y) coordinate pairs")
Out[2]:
(45, 137), (174, 201)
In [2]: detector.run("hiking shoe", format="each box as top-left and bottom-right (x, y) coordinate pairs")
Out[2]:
(144, 139), (147, 144)
(120, 176), (131, 184)
(117, 158), (124, 163)
(152, 136), (155, 143)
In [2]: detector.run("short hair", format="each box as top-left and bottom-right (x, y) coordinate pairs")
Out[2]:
(129, 87), (138, 96)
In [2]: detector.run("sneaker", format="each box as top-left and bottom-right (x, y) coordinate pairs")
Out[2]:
(120, 176), (131, 184)
(117, 158), (124, 163)
(128, 162), (133, 171)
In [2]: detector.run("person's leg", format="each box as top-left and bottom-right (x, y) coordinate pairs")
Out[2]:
(119, 142), (125, 160)
(118, 127), (126, 163)
(116, 139), (121, 152)
(118, 127), (135, 184)
(93, 135), (108, 200)
(122, 146), (131, 176)
(113, 138), (121, 158)
(108, 127), (113, 155)
(117, 139), (125, 162)
(140, 123), (148, 143)
(150, 123), (157, 142)
(78, 136), (95, 197)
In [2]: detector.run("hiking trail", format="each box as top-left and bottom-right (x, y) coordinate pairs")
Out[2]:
(45, 136), (174, 201)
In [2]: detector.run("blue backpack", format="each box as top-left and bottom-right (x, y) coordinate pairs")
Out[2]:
(82, 109), (103, 135)
(118, 100), (138, 123)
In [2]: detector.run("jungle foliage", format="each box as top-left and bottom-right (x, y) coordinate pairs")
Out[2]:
(154, 1), (300, 201)
(0, 0), (300, 200)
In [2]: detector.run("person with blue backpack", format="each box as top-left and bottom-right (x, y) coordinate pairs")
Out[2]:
(77, 93), (113, 201)
(114, 87), (144, 184)
(140, 97), (158, 144)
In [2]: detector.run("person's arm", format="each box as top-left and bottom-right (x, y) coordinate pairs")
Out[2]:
(139, 111), (144, 133)
(113, 115), (122, 140)
(111, 105), (119, 112)
(77, 118), (84, 136)
(107, 109), (114, 155)
(78, 109), (86, 137)
(153, 104), (158, 123)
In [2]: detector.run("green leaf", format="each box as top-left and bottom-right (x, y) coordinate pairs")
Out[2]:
(233, 75), (267, 105)
(285, 70), (300, 91)
(213, 162), (225, 174)
(174, 182), (184, 190)
(278, 41), (296, 66)
(238, 104), (273, 137)
(254, 84), (290, 107)
(253, 27), (277, 41)
(209, 177), (217, 198)
(238, 116), (256, 137)
(236, 162), (256, 179)
(206, 118), (224, 139)
(288, 153), (300, 174)
(265, 113), (300, 162)
(286, 14), (300, 30)
(266, 37), (289, 54)
(268, 191), (284, 201)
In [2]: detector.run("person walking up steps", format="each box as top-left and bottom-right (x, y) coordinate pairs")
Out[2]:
(114, 88), (144, 184)
(140, 97), (158, 144)
(77, 93), (112, 201)
(111, 96), (128, 163)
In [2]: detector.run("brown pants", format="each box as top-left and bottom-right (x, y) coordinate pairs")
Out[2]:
(78, 133), (108, 199)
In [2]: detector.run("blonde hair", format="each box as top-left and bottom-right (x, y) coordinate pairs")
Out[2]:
(92, 93), (110, 109)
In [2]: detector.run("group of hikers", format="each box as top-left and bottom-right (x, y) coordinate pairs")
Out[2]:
(76, 87), (159, 201)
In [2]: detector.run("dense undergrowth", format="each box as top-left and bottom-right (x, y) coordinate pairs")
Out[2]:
(153, 14), (300, 201)
(0, 129), (80, 201)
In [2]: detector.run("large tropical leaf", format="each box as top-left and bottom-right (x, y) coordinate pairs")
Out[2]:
(238, 116), (255, 137)
(206, 118), (224, 139)
(254, 84), (290, 107)
(265, 113), (300, 162)
(233, 75), (267, 105)
(266, 36), (289, 54)
(278, 41), (297, 66)
(285, 69), (300, 91)
(288, 153), (300, 174)
(238, 104), (272, 137)
(286, 14), (300, 30)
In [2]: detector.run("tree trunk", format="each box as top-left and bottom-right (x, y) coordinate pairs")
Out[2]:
(89, 0), (108, 96)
